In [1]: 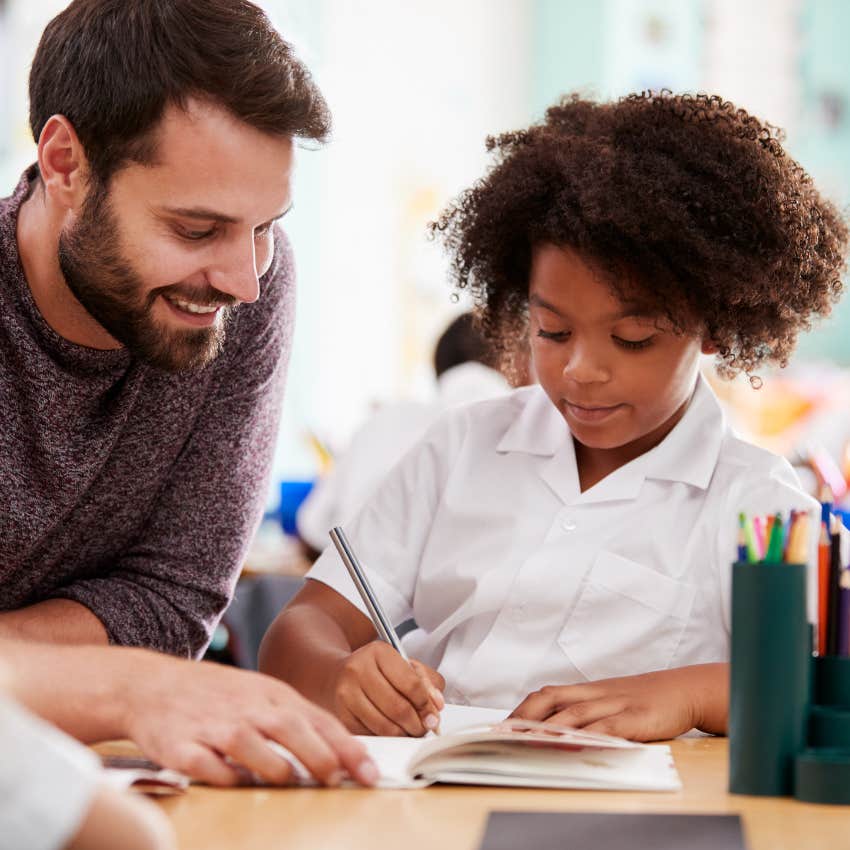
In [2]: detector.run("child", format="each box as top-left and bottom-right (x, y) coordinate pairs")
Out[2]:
(258, 92), (849, 741)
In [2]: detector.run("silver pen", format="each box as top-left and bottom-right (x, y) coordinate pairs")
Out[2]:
(328, 526), (410, 660)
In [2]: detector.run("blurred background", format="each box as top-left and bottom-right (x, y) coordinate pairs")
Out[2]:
(2, 0), (850, 660)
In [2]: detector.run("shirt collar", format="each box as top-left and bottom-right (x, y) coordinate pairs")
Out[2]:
(496, 375), (726, 495)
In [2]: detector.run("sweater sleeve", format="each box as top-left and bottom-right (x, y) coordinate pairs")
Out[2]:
(50, 230), (295, 657)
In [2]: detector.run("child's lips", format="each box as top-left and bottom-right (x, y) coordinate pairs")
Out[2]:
(563, 400), (626, 423)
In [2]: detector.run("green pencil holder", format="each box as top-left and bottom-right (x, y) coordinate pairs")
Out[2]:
(794, 749), (850, 805)
(729, 562), (810, 796)
(813, 655), (850, 707)
(809, 705), (850, 748)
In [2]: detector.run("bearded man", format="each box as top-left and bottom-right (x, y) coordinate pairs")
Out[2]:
(0, 0), (322, 657)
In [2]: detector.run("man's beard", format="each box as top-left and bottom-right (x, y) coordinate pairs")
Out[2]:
(57, 183), (236, 372)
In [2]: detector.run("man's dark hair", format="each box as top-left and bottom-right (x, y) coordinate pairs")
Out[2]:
(29, 0), (331, 185)
(431, 91), (849, 379)
(433, 312), (497, 377)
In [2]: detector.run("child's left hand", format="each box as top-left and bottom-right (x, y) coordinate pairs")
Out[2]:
(508, 663), (729, 742)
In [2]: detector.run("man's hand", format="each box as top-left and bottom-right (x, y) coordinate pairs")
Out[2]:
(327, 642), (445, 736)
(119, 652), (379, 788)
(509, 663), (729, 742)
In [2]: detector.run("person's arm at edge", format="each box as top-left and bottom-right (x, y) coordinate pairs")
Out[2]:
(0, 599), (108, 645)
(67, 786), (175, 850)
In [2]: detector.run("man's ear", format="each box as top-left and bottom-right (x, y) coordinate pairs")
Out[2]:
(701, 337), (718, 355)
(36, 115), (91, 211)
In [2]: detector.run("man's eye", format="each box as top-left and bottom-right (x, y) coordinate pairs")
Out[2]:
(613, 336), (654, 350)
(179, 227), (216, 241)
(254, 224), (273, 239)
(537, 329), (570, 342)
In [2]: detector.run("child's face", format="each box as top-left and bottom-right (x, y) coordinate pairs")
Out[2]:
(528, 244), (706, 456)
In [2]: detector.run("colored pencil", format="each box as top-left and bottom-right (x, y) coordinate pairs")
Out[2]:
(838, 568), (850, 657)
(752, 515), (766, 561)
(786, 512), (811, 566)
(827, 513), (842, 656)
(742, 514), (759, 563)
(764, 513), (785, 563)
(818, 519), (831, 655)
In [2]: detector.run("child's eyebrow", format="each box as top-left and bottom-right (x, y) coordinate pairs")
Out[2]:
(528, 293), (655, 321)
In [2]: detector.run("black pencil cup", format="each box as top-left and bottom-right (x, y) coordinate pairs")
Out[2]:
(729, 562), (810, 796)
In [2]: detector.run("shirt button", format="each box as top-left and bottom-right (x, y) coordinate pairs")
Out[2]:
(562, 517), (577, 532)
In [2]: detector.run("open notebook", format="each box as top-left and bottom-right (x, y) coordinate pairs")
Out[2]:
(275, 704), (682, 791)
(104, 704), (680, 792)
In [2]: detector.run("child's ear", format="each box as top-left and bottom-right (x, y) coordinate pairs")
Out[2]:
(701, 338), (718, 355)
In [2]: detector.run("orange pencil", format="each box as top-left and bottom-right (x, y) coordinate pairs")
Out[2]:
(765, 514), (775, 547)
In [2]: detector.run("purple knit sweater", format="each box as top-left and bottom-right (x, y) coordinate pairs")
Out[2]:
(0, 168), (295, 657)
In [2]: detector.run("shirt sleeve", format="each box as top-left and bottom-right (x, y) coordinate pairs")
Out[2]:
(51, 229), (296, 657)
(307, 412), (458, 627)
(0, 695), (102, 850)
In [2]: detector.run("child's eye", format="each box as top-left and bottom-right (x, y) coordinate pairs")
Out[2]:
(537, 329), (570, 342)
(254, 223), (273, 239)
(613, 335), (654, 350)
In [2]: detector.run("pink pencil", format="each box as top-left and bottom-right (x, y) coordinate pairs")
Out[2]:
(752, 515), (766, 560)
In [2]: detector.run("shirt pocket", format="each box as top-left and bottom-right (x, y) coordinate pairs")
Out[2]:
(557, 551), (697, 682)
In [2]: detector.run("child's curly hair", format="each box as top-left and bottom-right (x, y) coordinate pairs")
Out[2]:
(430, 91), (849, 379)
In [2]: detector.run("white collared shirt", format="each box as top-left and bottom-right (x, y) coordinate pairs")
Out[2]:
(308, 376), (817, 709)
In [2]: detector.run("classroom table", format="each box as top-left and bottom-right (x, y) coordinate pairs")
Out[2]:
(145, 737), (849, 850)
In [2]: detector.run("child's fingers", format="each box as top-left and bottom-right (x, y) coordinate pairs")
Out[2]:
(581, 713), (639, 740)
(410, 660), (446, 710)
(375, 648), (440, 720)
(543, 698), (627, 731)
(509, 684), (604, 721)
(360, 661), (430, 736)
(336, 703), (372, 736)
(345, 686), (411, 737)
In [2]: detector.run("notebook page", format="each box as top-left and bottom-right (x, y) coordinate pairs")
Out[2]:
(438, 703), (510, 735)
(351, 704), (509, 788)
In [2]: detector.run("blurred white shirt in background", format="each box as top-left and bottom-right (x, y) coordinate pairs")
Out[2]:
(297, 361), (510, 551)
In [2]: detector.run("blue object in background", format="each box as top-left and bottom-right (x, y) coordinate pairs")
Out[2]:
(278, 480), (314, 534)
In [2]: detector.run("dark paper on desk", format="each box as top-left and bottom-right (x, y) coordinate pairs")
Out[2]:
(477, 812), (747, 850)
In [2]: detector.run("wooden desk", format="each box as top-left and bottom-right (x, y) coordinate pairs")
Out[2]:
(150, 738), (849, 850)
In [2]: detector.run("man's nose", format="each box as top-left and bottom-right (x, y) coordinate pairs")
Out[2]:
(207, 238), (260, 304)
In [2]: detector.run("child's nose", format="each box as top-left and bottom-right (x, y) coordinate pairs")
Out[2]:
(561, 342), (610, 384)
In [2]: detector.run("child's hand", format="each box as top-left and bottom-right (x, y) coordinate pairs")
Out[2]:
(329, 642), (445, 737)
(509, 663), (729, 742)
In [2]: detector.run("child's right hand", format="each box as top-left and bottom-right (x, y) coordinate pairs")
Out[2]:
(329, 642), (445, 736)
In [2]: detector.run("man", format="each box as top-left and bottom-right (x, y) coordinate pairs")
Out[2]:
(1, 0), (313, 654)
(0, 0), (377, 789)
